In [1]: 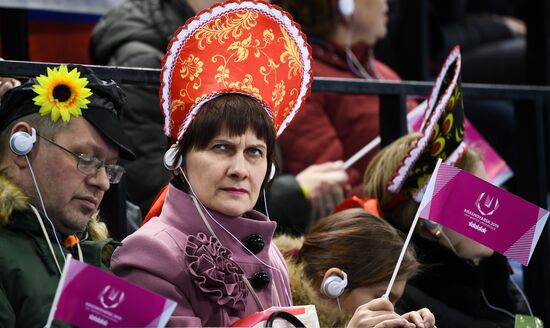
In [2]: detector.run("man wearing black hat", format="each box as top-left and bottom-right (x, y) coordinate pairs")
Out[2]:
(0, 65), (135, 327)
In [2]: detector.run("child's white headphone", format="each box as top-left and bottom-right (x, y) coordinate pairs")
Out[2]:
(338, 0), (355, 17)
(10, 128), (37, 156)
(321, 271), (348, 298)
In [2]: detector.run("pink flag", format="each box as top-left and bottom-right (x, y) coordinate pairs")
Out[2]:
(46, 257), (176, 328)
(418, 162), (548, 266)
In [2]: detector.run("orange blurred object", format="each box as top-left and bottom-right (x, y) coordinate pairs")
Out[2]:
(334, 195), (381, 218)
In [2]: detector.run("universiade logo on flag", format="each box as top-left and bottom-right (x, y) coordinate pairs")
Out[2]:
(45, 256), (177, 328)
(418, 162), (549, 266)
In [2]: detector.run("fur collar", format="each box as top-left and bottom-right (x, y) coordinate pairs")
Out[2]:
(0, 173), (108, 240)
(0, 173), (28, 226)
(275, 235), (351, 327)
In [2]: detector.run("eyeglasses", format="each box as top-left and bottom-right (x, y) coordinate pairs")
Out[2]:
(37, 133), (125, 184)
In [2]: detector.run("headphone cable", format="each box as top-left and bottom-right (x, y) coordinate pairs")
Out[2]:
(480, 289), (515, 320)
(509, 274), (534, 316)
(180, 168), (293, 306)
(25, 155), (67, 263)
(440, 228), (532, 318)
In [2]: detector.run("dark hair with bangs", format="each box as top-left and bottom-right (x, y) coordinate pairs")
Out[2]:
(172, 93), (277, 192)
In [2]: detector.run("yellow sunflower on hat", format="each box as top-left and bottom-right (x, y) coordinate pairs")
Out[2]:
(32, 65), (93, 123)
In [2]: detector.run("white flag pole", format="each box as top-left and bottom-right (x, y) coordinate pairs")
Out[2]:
(343, 136), (381, 169)
(384, 159), (442, 298)
(343, 101), (428, 170)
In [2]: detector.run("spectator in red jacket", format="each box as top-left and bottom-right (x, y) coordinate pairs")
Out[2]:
(274, 0), (417, 192)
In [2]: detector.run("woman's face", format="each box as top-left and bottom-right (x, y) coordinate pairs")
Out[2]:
(353, 0), (389, 45)
(184, 129), (268, 217)
(341, 279), (406, 314)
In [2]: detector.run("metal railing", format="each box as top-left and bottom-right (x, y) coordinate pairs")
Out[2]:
(1, 60), (549, 323)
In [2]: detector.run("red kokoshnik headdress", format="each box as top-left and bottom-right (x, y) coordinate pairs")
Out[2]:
(160, 0), (313, 143)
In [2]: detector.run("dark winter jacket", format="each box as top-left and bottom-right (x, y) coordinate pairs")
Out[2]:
(0, 173), (118, 328)
(396, 235), (523, 328)
(430, 0), (516, 61)
(90, 0), (195, 214)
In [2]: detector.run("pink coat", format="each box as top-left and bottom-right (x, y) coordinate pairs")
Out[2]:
(111, 185), (292, 327)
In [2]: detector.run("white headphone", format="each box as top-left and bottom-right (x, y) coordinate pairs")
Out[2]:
(163, 145), (183, 171)
(338, 0), (355, 17)
(321, 271), (348, 298)
(163, 145), (277, 182)
(10, 128), (37, 156)
(268, 162), (276, 182)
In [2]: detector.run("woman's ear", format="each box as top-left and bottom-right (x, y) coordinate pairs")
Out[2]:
(323, 267), (346, 281)
(321, 267), (348, 299)
(338, 0), (355, 25)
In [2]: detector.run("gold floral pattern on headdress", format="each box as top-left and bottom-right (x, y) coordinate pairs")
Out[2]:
(179, 55), (203, 85)
(32, 65), (92, 123)
(272, 81), (286, 108)
(195, 12), (259, 50)
(279, 27), (302, 79)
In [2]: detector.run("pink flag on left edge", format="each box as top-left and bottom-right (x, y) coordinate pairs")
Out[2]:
(46, 257), (176, 328)
(418, 162), (548, 266)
